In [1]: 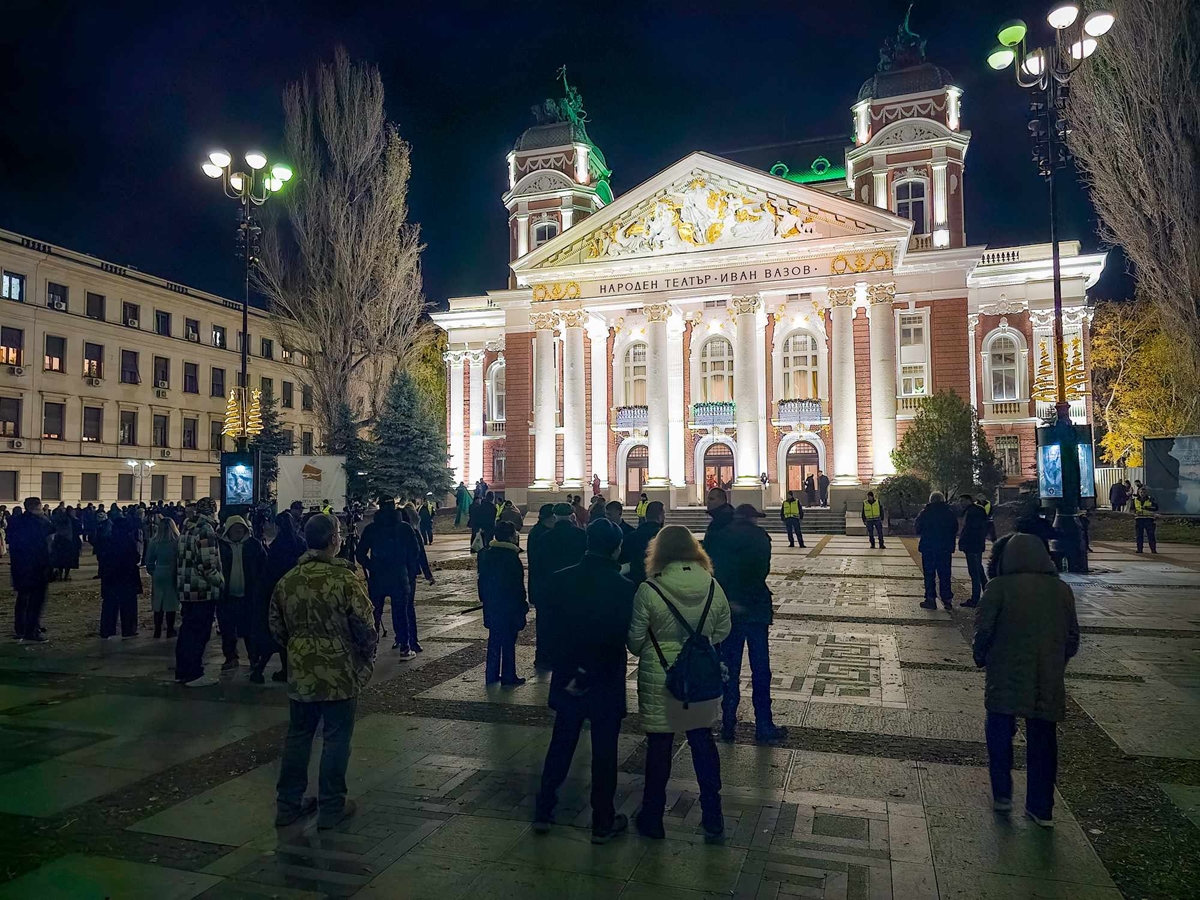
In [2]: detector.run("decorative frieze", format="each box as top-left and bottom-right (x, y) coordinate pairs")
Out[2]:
(531, 281), (581, 302)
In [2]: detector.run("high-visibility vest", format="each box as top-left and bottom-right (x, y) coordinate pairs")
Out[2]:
(320, 504), (333, 514)
(636, 500), (649, 517)
(978, 500), (992, 516)
(782, 499), (800, 518)
(863, 499), (881, 519)
(1132, 497), (1157, 517)
(495, 505), (504, 521)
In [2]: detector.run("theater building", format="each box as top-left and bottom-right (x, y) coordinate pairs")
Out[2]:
(431, 28), (1106, 517)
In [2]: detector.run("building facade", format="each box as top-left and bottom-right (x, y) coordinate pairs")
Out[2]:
(0, 229), (320, 505)
(435, 34), (1106, 514)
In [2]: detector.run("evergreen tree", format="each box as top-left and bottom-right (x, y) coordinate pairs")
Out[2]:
(248, 394), (292, 498)
(325, 400), (369, 500)
(891, 390), (1004, 498)
(366, 370), (454, 501)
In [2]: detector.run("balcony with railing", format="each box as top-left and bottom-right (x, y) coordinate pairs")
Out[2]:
(896, 395), (926, 414)
(983, 400), (1029, 420)
(485, 419), (506, 436)
(775, 398), (827, 427)
(612, 405), (648, 430)
(909, 233), (934, 252)
(689, 401), (736, 429)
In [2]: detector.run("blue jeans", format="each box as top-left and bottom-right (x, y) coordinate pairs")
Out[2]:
(985, 711), (1057, 820)
(486, 630), (518, 684)
(921, 552), (953, 602)
(720, 622), (775, 733)
(277, 697), (358, 826)
(372, 584), (413, 649)
(865, 519), (885, 547)
(965, 552), (987, 603)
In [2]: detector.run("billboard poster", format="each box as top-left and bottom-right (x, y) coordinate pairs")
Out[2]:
(1144, 435), (1200, 515)
(1038, 443), (1063, 498)
(277, 456), (348, 512)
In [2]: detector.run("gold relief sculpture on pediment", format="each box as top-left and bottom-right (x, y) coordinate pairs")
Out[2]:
(531, 281), (581, 302)
(830, 250), (892, 275)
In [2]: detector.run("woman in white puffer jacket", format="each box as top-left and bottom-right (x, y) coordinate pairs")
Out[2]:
(628, 525), (732, 842)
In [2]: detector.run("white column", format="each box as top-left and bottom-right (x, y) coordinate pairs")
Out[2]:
(830, 287), (860, 484)
(732, 294), (762, 485)
(588, 317), (609, 487)
(445, 351), (465, 484)
(467, 350), (485, 485)
(932, 159), (949, 247)
(645, 303), (671, 486)
(868, 283), (897, 479)
(667, 314), (686, 488)
(561, 197), (574, 231)
(560, 310), (587, 488)
(530, 311), (558, 487)
(967, 313), (979, 412)
(873, 169), (888, 210)
(516, 212), (529, 258)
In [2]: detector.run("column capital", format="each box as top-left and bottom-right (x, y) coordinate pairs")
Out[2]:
(585, 315), (610, 341)
(730, 294), (762, 316)
(867, 282), (896, 305)
(558, 308), (589, 329)
(644, 302), (672, 323)
(529, 310), (560, 331)
(443, 349), (468, 367)
(464, 349), (486, 367)
(828, 287), (856, 307)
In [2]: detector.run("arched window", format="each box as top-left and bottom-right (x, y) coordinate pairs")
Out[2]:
(894, 180), (928, 235)
(989, 335), (1019, 401)
(532, 220), (559, 248)
(487, 361), (506, 421)
(782, 331), (819, 400)
(700, 337), (733, 402)
(623, 342), (647, 405)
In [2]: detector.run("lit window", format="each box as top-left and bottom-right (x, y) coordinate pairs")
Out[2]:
(532, 220), (559, 248)
(212, 325), (226, 348)
(1, 326), (23, 366)
(44, 335), (66, 372)
(487, 362), (506, 421)
(895, 180), (928, 235)
(782, 331), (819, 400)
(2, 271), (25, 302)
(900, 314), (924, 348)
(989, 335), (1020, 401)
(898, 312), (928, 397)
(700, 337), (733, 402)
(901, 364), (927, 397)
(493, 449), (506, 483)
(623, 343), (647, 406)
(996, 435), (1021, 475)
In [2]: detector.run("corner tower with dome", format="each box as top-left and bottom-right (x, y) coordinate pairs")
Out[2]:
(433, 17), (1105, 529)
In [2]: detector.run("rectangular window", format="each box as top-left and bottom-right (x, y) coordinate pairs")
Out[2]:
(122, 302), (140, 327)
(493, 449), (506, 484)
(210, 420), (224, 452)
(2, 271), (25, 302)
(260, 337), (274, 360)
(42, 402), (65, 440)
(81, 472), (100, 502)
(282, 381), (294, 409)
(301, 431), (314, 455)
(0, 397), (21, 437)
(117, 472), (134, 502)
(996, 435), (1021, 476)
(119, 410), (137, 445)
(40, 471), (62, 501)
(86, 292), (105, 320)
(301, 384), (313, 411)
(153, 356), (170, 388)
(0, 470), (17, 501)
(120, 350), (139, 384)
(153, 414), (169, 447)
(238, 331), (250, 355)
(898, 313), (929, 398)
(899, 314), (925, 348)
(260, 376), (273, 401)
(900, 364), (927, 397)
(282, 428), (294, 454)
(83, 342), (104, 379)
(44, 335), (66, 372)
(82, 406), (103, 442)
(47, 282), (68, 310)
(181, 475), (196, 502)
(155, 310), (171, 336)
(151, 473), (166, 501)
(209, 475), (221, 500)
(185, 317), (200, 341)
(183, 362), (199, 393)
(182, 417), (198, 449)
(212, 325), (226, 348)
(1, 326), (23, 366)
(211, 367), (225, 398)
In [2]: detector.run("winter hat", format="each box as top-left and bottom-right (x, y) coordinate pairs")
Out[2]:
(197, 497), (217, 515)
(222, 516), (250, 537)
(553, 502), (574, 518)
(586, 518), (624, 556)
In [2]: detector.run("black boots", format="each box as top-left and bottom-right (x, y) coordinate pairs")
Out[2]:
(166, 611), (176, 638)
(153, 611), (164, 639)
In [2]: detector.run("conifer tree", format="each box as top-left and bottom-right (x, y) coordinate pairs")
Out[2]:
(364, 371), (453, 501)
(325, 400), (369, 500)
(248, 393), (292, 497)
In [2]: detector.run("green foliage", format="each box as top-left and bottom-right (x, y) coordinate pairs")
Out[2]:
(247, 394), (292, 497)
(891, 390), (1004, 498)
(325, 401), (369, 500)
(877, 474), (931, 520)
(408, 327), (448, 431)
(364, 370), (454, 502)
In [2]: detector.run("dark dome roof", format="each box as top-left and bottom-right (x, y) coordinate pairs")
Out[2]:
(857, 62), (956, 102)
(513, 120), (590, 152)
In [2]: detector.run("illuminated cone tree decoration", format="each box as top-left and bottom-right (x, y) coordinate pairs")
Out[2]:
(1032, 338), (1057, 402)
(246, 388), (264, 436)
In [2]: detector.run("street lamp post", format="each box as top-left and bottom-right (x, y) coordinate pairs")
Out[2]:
(126, 459), (156, 504)
(200, 150), (293, 451)
(987, 5), (1115, 574)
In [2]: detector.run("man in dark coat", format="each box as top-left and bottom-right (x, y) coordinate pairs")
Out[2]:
(526, 503), (587, 671)
(356, 499), (428, 657)
(250, 512), (307, 683)
(218, 516), (267, 670)
(9, 497), (53, 641)
(620, 500), (663, 587)
(98, 514), (144, 639)
(817, 471), (830, 507)
(958, 494), (990, 608)
(915, 492), (959, 609)
(533, 518), (635, 845)
(703, 487), (736, 541)
(477, 492), (498, 548)
(706, 503), (787, 744)
(604, 500), (635, 538)
(476, 521), (527, 686)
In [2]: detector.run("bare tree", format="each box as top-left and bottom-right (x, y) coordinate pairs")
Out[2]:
(1067, 0), (1200, 365)
(257, 48), (428, 443)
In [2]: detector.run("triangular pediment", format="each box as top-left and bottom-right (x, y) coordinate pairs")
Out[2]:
(514, 151), (912, 274)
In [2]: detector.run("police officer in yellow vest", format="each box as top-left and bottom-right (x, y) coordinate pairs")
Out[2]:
(976, 497), (996, 542)
(780, 492), (805, 548)
(1132, 487), (1159, 554)
(320, 499), (333, 515)
(862, 491), (885, 549)
(635, 493), (649, 523)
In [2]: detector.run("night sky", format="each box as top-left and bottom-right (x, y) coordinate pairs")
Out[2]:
(0, 0), (1130, 310)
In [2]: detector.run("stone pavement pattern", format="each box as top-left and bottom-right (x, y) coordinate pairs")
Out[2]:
(0, 531), (1198, 898)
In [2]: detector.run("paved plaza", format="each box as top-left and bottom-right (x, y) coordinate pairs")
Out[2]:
(0, 530), (1198, 898)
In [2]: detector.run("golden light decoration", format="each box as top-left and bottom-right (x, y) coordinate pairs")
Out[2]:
(245, 388), (264, 437)
(223, 389), (243, 437)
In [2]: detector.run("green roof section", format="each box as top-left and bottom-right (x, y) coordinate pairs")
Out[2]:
(771, 156), (846, 184)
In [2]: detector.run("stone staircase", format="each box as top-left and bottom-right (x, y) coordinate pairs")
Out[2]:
(623, 506), (845, 535)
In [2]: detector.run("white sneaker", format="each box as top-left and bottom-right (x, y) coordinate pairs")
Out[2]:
(398, 650), (418, 661)
(1025, 808), (1054, 828)
(184, 674), (219, 688)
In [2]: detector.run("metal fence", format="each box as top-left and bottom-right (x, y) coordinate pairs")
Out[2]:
(1095, 466), (1143, 507)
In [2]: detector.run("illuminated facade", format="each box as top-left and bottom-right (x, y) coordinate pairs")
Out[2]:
(432, 28), (1105, 514)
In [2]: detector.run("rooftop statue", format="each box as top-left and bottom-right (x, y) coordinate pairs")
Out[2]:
(878, 4), (927, 72)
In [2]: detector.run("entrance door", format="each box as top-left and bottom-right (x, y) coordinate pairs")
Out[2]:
(625, 444), (648, 506)
(703, 442), (735, 494)
(786, 440), (820, 494)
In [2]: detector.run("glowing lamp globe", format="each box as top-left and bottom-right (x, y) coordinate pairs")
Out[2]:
(1070, 38), (1097, 59)
(997, 19), (1027, 47)
(201, 162), (222, 178)
(208, 149), (231, 168)
(1046, 4), (1079, 29)
(987, 46), (1016, 70)
(245, 151), (267, 170)
(1021, 50), (1046, 77)
(1084, 10), (1115, 36)
(270, 163), (293, 182)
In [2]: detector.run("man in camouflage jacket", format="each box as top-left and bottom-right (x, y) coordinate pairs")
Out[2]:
(271, 513), (378, 830)
(173, 497), (226, 686)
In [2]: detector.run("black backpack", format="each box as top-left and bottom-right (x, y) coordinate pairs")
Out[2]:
(645, 579), (726, 708)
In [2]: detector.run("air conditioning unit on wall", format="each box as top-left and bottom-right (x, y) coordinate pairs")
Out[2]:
(154, 389), (168, 399)
(86, 377), (102, 387)
(8, 366), (25, 377)
(126, 319), (139, 329)
(51, 300), (67, 311)
(160, 449), (172, 459)
(7, 439), (24, 450)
